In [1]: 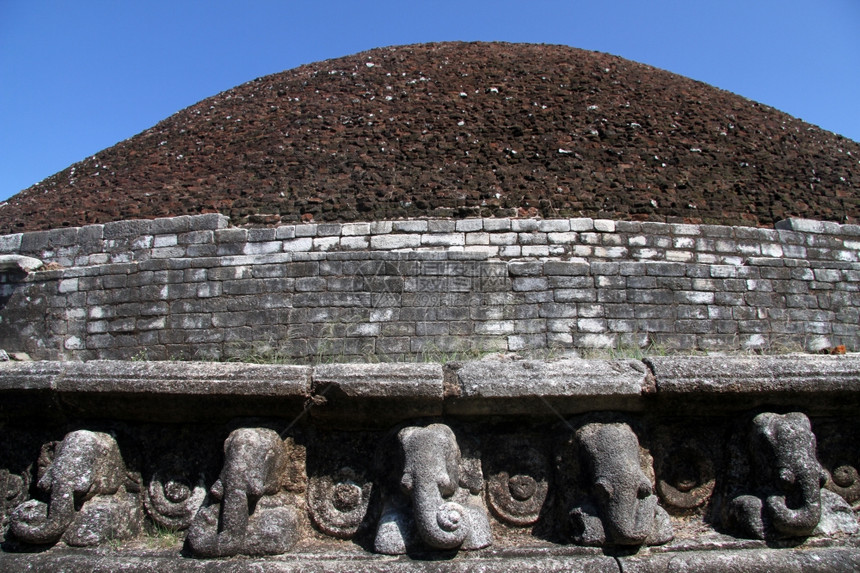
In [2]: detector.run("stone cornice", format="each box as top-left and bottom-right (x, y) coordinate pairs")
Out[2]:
(2, 354), (858, 422)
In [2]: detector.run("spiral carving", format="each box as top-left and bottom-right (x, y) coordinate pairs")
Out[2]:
(487, 471), (548, 526)
(655, 446), (715, 511)
(437, 501), (465, 532)
(144, 471), (207, 530)
(825, 464), (860, 507)
(308, 468), (372, 539)
(485, 438), (548, 527)
(1, 469), (28, 507)
(1, 469), (30, 537)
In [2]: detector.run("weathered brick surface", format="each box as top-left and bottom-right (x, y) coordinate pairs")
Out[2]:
(2, 44), (859, 236)
(0, 214), (857, 360)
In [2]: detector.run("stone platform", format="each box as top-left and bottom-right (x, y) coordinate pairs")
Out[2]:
(1, 355), (859, 571)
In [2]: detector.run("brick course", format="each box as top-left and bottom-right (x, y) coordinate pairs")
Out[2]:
(0, 214), (857, 360)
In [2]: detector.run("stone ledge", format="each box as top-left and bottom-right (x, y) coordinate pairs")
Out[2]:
(0, 360), (312, 423)
(619, 546), (860, 573)
(775, 218), (847, 235)
(644, 354), (860, 413)
(0, 360), (311, 396)
(646, 355), (860, 394)
(0, 550), (619, 572)
(448, 357), (651, 415)
(312, 362), (443, 399)
(311, 362), (444, 423)
(2, 355), (860, 422)
(0, 360), (63, 390)
(0, 545), (855, 572)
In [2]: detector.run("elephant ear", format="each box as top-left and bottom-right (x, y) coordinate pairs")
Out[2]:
(397, 427), (417, 494)
(752, 413), (778, 442)
(279, 437), (306, 493)
(397, 427), (416, 449)
(785, 412), (812, 431)
(267, 435), (292, 494)
(37, 465), (54, 492)
(36, 441), (59, 492)
(260, 446), (282, 495)
(456, 434), (483, 495)
(444, 440), (461, 494)
(91, 433), (126, 494)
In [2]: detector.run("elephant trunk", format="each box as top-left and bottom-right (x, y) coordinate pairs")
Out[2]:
(187, 481), (250, 557)
(412, 479), (468, 549)
(767, 474), (821, 537)
(213, 486), (249, 555)
(12, 484), (75, 544)
(604, 483), (656, 545)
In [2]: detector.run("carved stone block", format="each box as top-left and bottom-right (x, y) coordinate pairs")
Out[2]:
(0, 469), (29, 543)
(374, 423), (492, 554)
(308, 468), (373, 539)
(558, 418), (673, 546)
(814, 419), (860, 512)
(650, 423), (719, 515)
(186, 428), (299, 557)
(484, 434), (550, 527)
(144, 467), (207, 531)
(307, 431), (377, 540)
(9, 430), (140, 546)
(719, 412), (858, 540)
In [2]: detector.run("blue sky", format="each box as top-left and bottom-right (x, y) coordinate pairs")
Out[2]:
(1, 0), (858, 201)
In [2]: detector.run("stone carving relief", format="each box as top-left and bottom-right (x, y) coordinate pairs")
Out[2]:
(186, 428), (300, 557)
(374, 423), (491, 554)
(306, 431), (376, 540)
(825, 464), (860, 509)
(484, 435), (549, 527)
(0, 468), (30, 543)
(650, 425), (718, 515)
(308, 467), (373, 539)
(558, 418), (673, 547)
(656, 445), (715, 513)
(2, 409), (860, 562)
(143, 461), (207, 531)
(719, 412), (858, 540)
(814, 420), (860, 511)
(9, 430), (141, 546)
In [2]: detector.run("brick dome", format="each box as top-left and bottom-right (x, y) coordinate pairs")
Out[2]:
(2, 42), (857, 233)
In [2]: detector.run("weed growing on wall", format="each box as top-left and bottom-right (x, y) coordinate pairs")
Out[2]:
(144, 522), (182, 550)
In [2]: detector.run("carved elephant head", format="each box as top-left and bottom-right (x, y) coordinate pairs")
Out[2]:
(10, 430), (126, 545)
(374, 422), (491, 554)
(398, 424), (468, 550)
(724, 412), (830, 539)
(751, 412), (827, 537)
(187, 428), (297, 558)
(568, 422), (673, 546)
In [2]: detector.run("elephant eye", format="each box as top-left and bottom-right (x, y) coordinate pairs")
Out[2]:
(637, 482), (652, 499)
